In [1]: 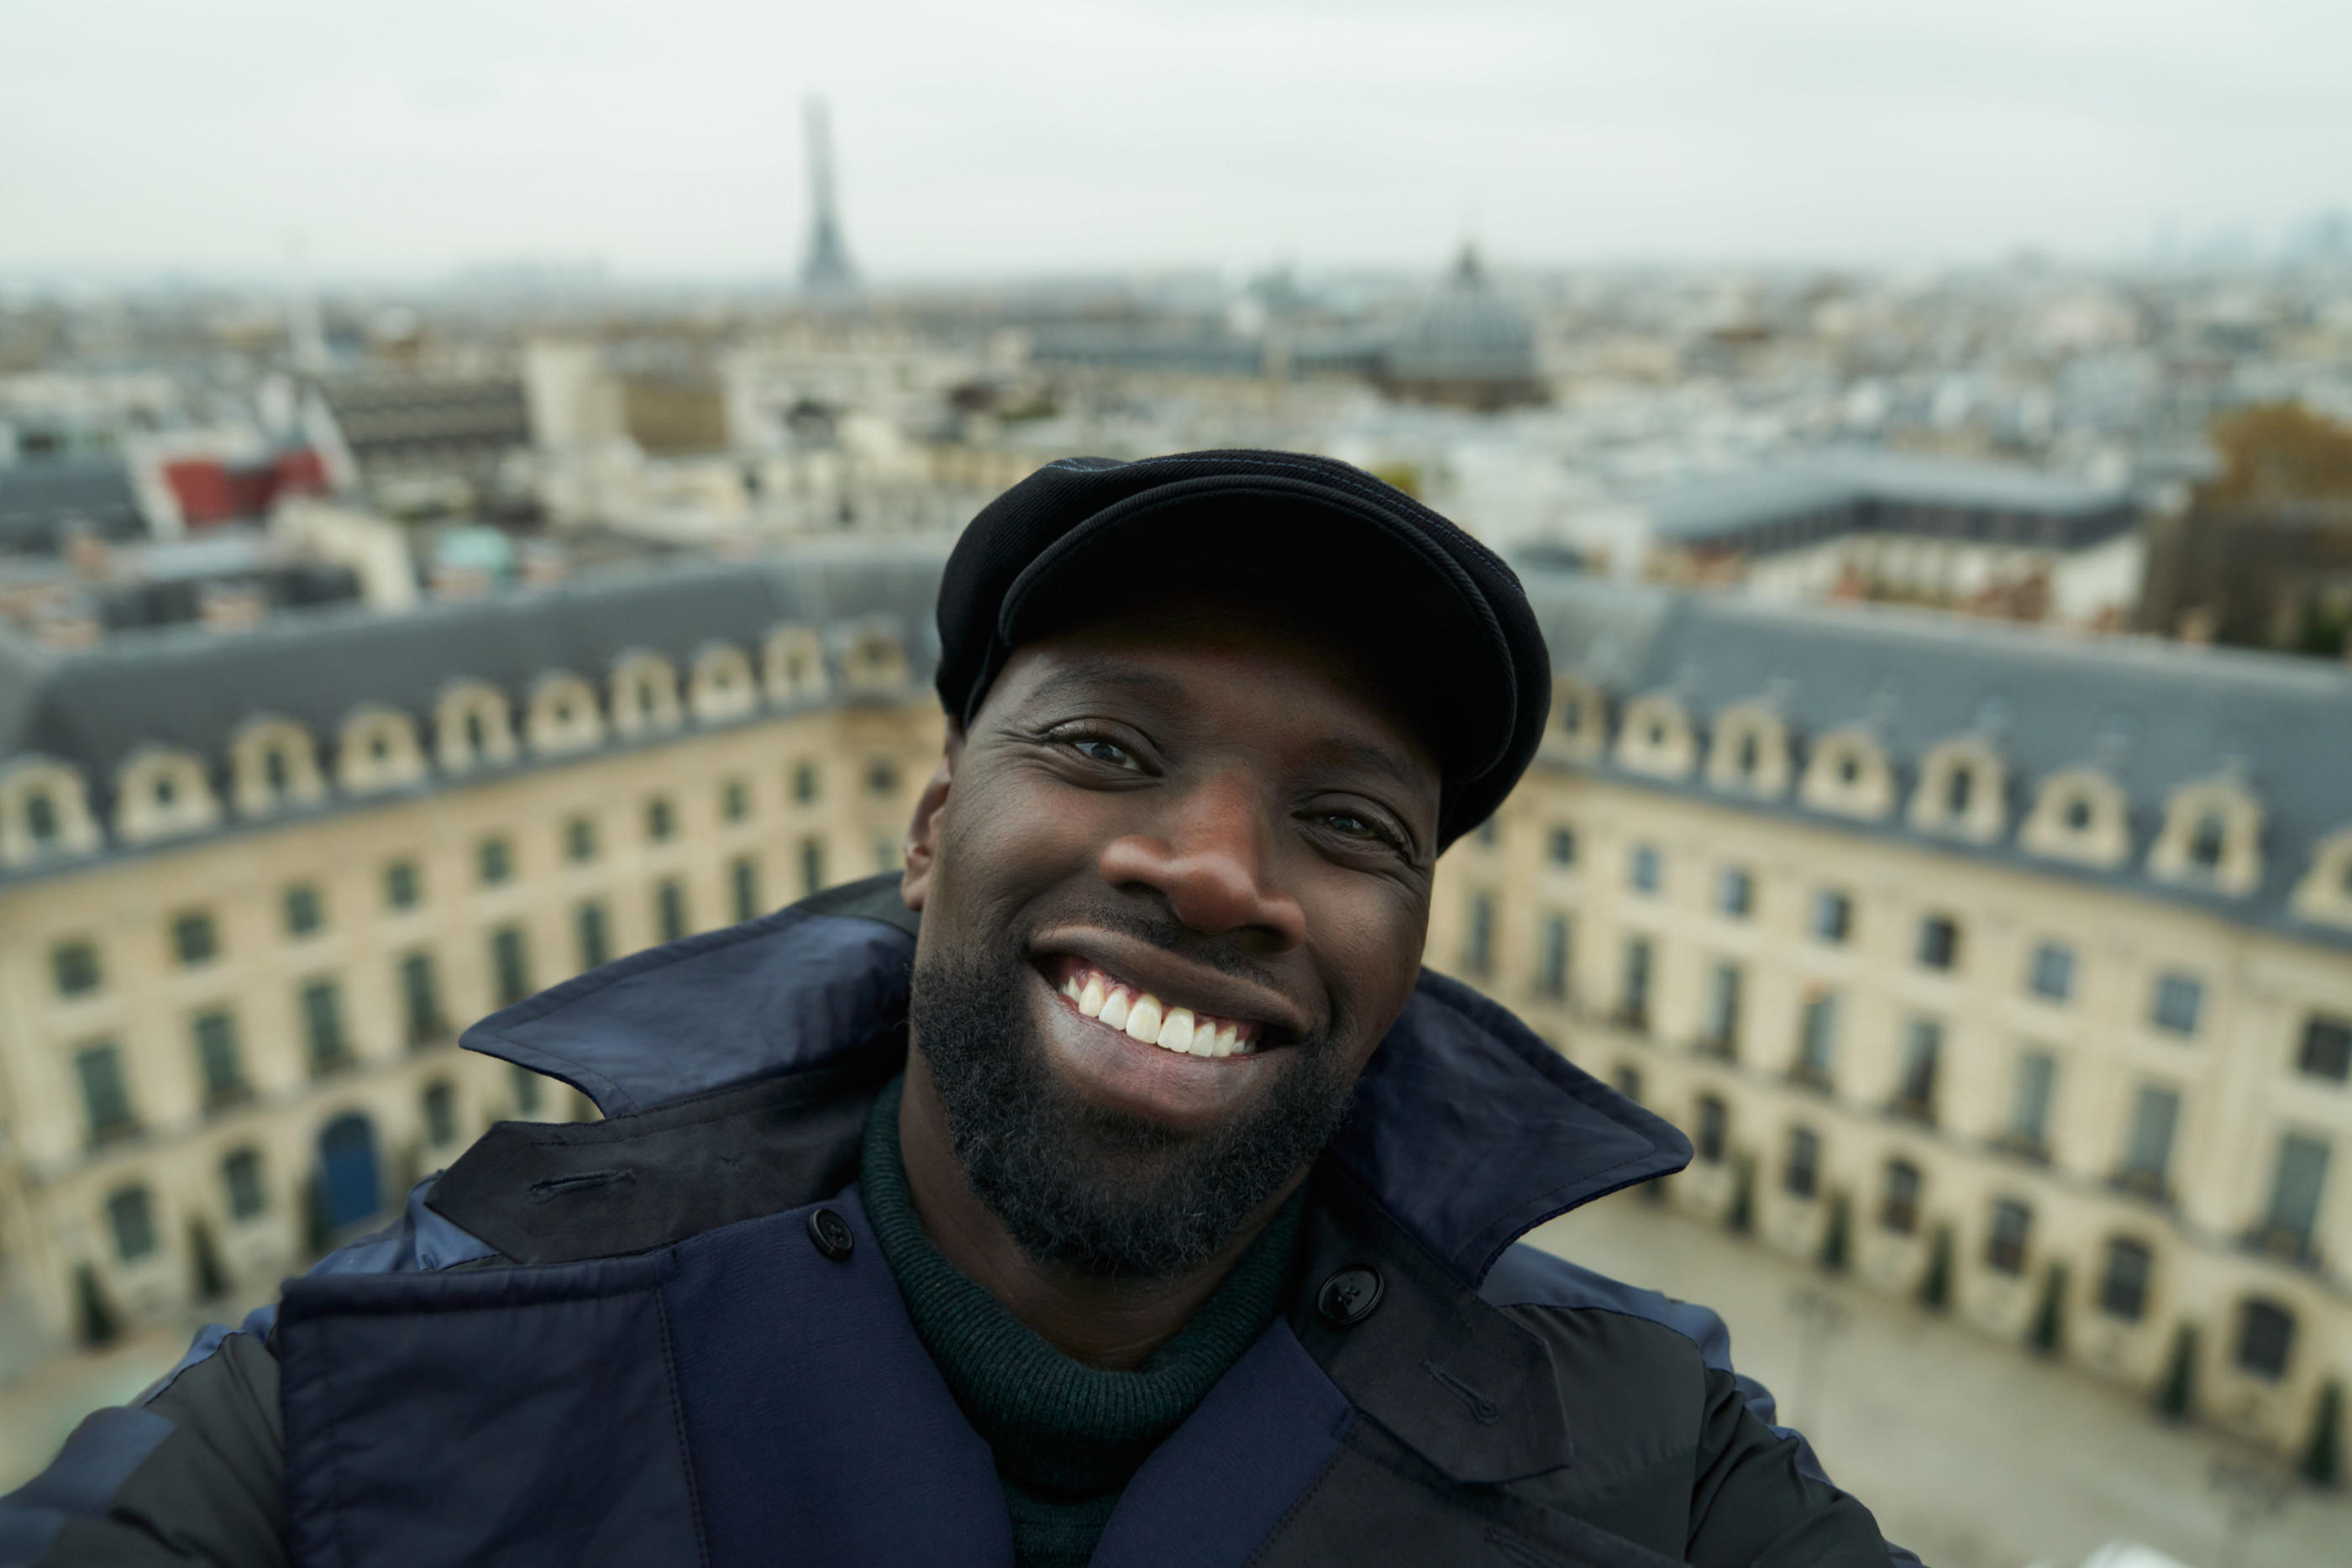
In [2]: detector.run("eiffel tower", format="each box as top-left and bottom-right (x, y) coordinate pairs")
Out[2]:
(799, 99), (858, 298)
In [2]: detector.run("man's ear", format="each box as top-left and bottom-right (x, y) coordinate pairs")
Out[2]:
(900, 721), (963, 912)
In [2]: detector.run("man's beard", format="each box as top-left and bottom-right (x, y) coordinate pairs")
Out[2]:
(909, 933), (1359, 1280)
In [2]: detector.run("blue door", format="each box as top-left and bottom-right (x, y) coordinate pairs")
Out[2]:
(318, 1114), (381, 1230)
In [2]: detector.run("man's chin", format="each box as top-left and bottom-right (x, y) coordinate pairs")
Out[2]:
(912, 944), (1357, 1279)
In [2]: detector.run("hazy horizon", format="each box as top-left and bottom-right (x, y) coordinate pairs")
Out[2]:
(6, 0), (2351, 283)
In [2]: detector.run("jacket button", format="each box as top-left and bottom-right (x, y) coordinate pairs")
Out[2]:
(1316, 1266), (1383, 1327)
(807, 1207), (855, 1261)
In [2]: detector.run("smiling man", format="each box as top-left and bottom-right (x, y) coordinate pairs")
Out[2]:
(3, 452), (1903, 1568)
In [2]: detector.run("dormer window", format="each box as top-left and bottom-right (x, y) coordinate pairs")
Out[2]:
(338, 706), (426, 795)
(229, 719), (324, 818)
(2289, 827), (2352, 931)
(1910, 741), (2004, 842)
(2189, 813), (2227, 872)
(1705, 703), (1790, 797)
(2150, 777), (2263, 896)
(1546, 676), (1609, 760)
(1618, 694), (1696, 780)
(1, 758), (100, 865)
(2020, 767), (2129, 869)
(765, 625), (830, 705)
(528, 674), (606, 756)
(611, 653), (682, 737)
(691, 644), (759, 723)
(842, 627), (911, 695)
(1799, 731), (1894, 821)
(436, 684), (517, 774)
(117, 747), (221, 843)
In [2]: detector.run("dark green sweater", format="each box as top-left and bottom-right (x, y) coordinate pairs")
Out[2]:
(860, 1079), (1305, 1568)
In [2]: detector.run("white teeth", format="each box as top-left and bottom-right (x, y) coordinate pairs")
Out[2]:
(1158, 1007), (1195, 1054)
(1060, 966), (1261, 1061)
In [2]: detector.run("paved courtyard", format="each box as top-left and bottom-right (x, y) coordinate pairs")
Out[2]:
(5, 1212), (2347, 1567)
(1529, 1194), (2350, 1568)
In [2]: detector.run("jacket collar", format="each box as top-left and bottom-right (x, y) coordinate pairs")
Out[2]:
(459, 875), (1689, 1286)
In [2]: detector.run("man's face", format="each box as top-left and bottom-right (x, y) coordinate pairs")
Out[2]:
(901, 595), (1441, 1277)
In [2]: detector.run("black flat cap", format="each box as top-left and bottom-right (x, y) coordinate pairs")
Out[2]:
(935, 449), (1551, 850)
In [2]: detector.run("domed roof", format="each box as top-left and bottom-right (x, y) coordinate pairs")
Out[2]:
(1385, 247), (1538, 385)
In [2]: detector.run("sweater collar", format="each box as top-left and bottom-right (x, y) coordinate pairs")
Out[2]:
(461, 874), (1691, 1287)
(856, 1075), (1303, 1498)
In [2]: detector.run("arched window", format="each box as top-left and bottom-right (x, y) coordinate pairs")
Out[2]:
(1879, 1159), (1921, 1234)
(2234, 1298), (2295, 1379)
(1618, 695), (1695, 780)
(2097, 1237), (2152, 1321)
(2189, 812), (2227, 871)
(2151, 779), (2262, 894)
(1693, 1094), (1728, 1164)
(24, 789), (55, 843)
(1945, 766), (1971, 816)
(2021, 768), (2129, 869)
(764, 625), (830, 705)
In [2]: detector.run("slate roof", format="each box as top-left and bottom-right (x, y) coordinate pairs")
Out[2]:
(1520, 568), (2352, 950)
(4, 535), (2347, 952)
(1647, 451), (2133, 552)
(0, 459), (149, 551)
(0, 540), (949, 808)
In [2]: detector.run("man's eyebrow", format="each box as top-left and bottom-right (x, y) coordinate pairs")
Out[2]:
(1309, 736), (1435, 794)
(1016, 656), (1436, 800)
(1017, 659), (1194, 710)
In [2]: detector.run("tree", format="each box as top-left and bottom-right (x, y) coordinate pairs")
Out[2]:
(1819, 1191), (1852, 1274)
(1725, 1153), (1756, 1235)
(2157, 1322), (2199, 1421)
(187, 1217), (228, 1302)
(2302, 1380), (2344, 1489)
(1917, 1223), (1954, 1312)
(2206, 402), (2352, 509)
(75, 1262), (120, 1347)
(2029, 1261), (2067, 1356)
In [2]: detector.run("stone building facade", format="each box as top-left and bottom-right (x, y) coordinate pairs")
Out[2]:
(0, 545), (948, 1342)
(1427, 574), (2352, 1462)
(3, 536), (2345, 1473)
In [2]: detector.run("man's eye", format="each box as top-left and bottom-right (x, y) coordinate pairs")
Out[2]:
(1322, 810), (1389, 843)
(1074, 738), (1138, 769)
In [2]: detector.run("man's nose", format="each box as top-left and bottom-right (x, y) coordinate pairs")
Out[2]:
(1097, 770), (1307, 948)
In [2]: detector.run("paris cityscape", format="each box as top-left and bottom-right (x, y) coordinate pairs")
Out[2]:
(3, 6), (2351, 1566)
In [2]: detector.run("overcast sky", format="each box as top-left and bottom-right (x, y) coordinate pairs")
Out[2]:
(5, 0), (2349, 281)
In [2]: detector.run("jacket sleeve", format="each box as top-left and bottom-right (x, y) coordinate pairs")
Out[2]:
(0, 1331), (286, 1568)
(1684, 1363), (1903, 1568)
(0, 1177), (501, 1568)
